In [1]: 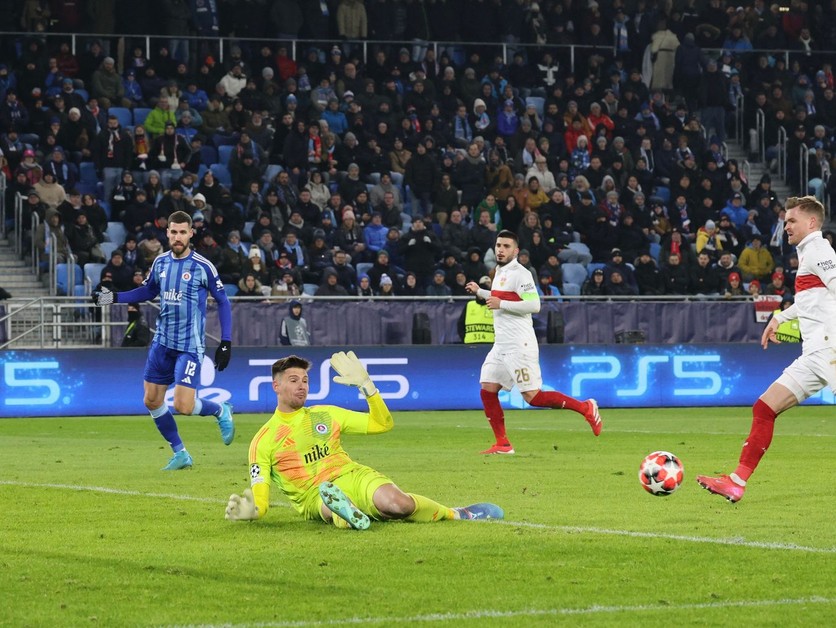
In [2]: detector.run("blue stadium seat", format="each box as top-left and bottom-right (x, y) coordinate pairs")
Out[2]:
(218, 145), (234, 166)
(76, 181), (98, 197)
(567, 242), (591, 262)
(83, 262), (107, 293)
(243, 221), (255, 241)
(99, 242), (119, 259)
(587, 262), (607, 277)
(195, 164), (208, 181)
(356, 262), (373, 277)
(650, 242), (662, 262)
(562, 283), (581, 296)
(302, 283), (318, 296)
(99, 201), (111, 219)
(75, 88), (89, 102)
(525, 96), (545, 118)
(653, 186), (671, 204)
(200, 145), (218, 166)
(209, 164), (232, 187)
(79, 162), (97, 183)
(561, 263), (587, 286)
(105, 222), (127, 245)
(262, 164), (283, 183)
(108, 107), (132, 128)
(56, 263), (85, 296)
(133, 107), (151, 127)
(223, 284), (238, 297)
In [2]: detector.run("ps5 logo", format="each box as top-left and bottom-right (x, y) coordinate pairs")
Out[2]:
(570, 354), (722, 398)
(248, 357), (410, 401)
(3, 361), (61, 405)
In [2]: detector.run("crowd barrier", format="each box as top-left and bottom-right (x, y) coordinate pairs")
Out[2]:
(0, 343), (827, 418)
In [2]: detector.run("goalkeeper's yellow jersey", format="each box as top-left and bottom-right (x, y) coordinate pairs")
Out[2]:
(248, 394), (392, 516)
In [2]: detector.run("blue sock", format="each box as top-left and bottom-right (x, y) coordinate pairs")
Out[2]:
(150, 405), (184, 452)
(193, 398), (222, 417)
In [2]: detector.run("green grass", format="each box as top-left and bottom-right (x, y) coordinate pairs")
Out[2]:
(1, 407), (834, 627)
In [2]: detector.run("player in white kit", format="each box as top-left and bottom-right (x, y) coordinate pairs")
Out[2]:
(698, 196), (836, 502)
(465, 230), (602, 454)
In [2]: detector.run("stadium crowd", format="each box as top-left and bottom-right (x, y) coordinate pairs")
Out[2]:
(2, 0), (836, 300)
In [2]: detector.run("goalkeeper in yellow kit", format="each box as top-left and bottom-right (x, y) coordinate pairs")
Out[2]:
(225, 351), (504, 529)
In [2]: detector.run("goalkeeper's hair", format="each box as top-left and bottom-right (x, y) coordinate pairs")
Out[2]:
(785, 195), (825, 224)
(272, 355), (311, 379)
(168, 210), (193, 227)
(496, 229), (519, 244)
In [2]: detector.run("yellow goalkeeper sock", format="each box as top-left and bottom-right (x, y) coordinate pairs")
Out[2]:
(406, 493), (456, 522)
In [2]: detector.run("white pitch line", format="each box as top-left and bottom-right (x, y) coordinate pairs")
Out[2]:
(454, 424), (836, 437)
(166, 596), (836, 628)
(2, 480), (834, 555)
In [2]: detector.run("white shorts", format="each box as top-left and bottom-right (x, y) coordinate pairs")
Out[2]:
(480, 344), (542, 393)
(776, 348), (836, 402)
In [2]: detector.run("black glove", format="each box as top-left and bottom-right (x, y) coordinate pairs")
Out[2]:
(91, 287), (117, 306)
(215, 340), (232, 371)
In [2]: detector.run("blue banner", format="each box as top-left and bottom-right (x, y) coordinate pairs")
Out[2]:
(0, 344), (831, 418)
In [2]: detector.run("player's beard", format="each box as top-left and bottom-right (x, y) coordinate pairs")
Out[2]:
(496, 255), (515, 267)
(170, 241), (188, 257)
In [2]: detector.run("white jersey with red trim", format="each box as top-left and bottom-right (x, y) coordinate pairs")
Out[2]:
(790, 231), (836, 354)
(490, 258), (540, 348)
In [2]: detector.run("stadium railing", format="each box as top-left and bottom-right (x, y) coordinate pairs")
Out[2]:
(0, 294), (768, 351)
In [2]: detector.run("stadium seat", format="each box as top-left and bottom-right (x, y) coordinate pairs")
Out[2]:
(262, 164), (283, 183)
(218, 145), (234, 166)
(99, 242), (119, 259)
(525, 96), (545, 118)
(243, 221), (256, 240)
(99, 201), (111, 219)
(209, 164), (232, 187)
(56, 263), (85, 296)
(653, 186), (671, 204)
(223, 284), (238, 297)
(567, 242), (591, 260)
(108, 107), (132, 128)
(562, 283), (581, 296)
(76, 181), (98, 197)
(133, 107), (151, 127)
(79, 162), (97, 183)
(561, 263), (587, 286)
(83, 262), (107, 293)
(649, 242), (662, 262)
(587, 262), (607, 277)
(105, 222), (127, 245)
(195, 164), (208, 181)
(74, 88), (89, 102)
(356, 262), (373, 277)
(302, 283), (318, 296)
(200, 145), (218, 166)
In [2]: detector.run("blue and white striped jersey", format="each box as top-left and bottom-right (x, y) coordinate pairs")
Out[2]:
(135, 250), (228, 356)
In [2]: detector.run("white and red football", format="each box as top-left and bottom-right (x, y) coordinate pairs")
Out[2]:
(639, 451), (684, 496)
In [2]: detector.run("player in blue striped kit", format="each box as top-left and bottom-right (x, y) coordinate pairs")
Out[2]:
(93, 210), (235, 470)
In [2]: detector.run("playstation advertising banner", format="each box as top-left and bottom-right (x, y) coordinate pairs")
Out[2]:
(0, 344), (831, 418)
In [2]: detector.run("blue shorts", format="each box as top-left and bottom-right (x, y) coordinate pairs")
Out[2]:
(144, 342), (201, 389)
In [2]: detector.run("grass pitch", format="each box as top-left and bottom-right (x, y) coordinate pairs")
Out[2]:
(0, 407), (834, 627)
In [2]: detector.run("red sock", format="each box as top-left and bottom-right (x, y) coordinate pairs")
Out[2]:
(529, 390), (586, 414)
(480, 389), (508, 445)
(734, 399), (778, 481)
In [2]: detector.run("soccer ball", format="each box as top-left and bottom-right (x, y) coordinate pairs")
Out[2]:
(639, 451), (684, 496)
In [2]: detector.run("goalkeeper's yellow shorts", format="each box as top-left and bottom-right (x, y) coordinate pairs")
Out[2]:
(301, 464), (393, 522)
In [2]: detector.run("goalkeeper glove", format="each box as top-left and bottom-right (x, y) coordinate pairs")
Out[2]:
(331, 350), (377, 397)
(215, 340), (232, 371)
(225, 488), (258, 521)
(91, 287), (116, 306)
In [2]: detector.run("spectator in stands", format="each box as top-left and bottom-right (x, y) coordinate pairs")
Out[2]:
(102, 248), (134, 291)
(582, 268), (606, 296)
(738, 234), (775, 283)
(236, 272), (265, 297)
(335, 209), (367, 264)
(634, 249), (664, 296)
(67, 211), (105, 267)
(690, 251), (721, 296)
(121, 303), (152, 347)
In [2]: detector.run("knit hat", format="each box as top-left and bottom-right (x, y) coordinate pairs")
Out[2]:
(248, 245), (261, 259)
(379, 273), (393, 286)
